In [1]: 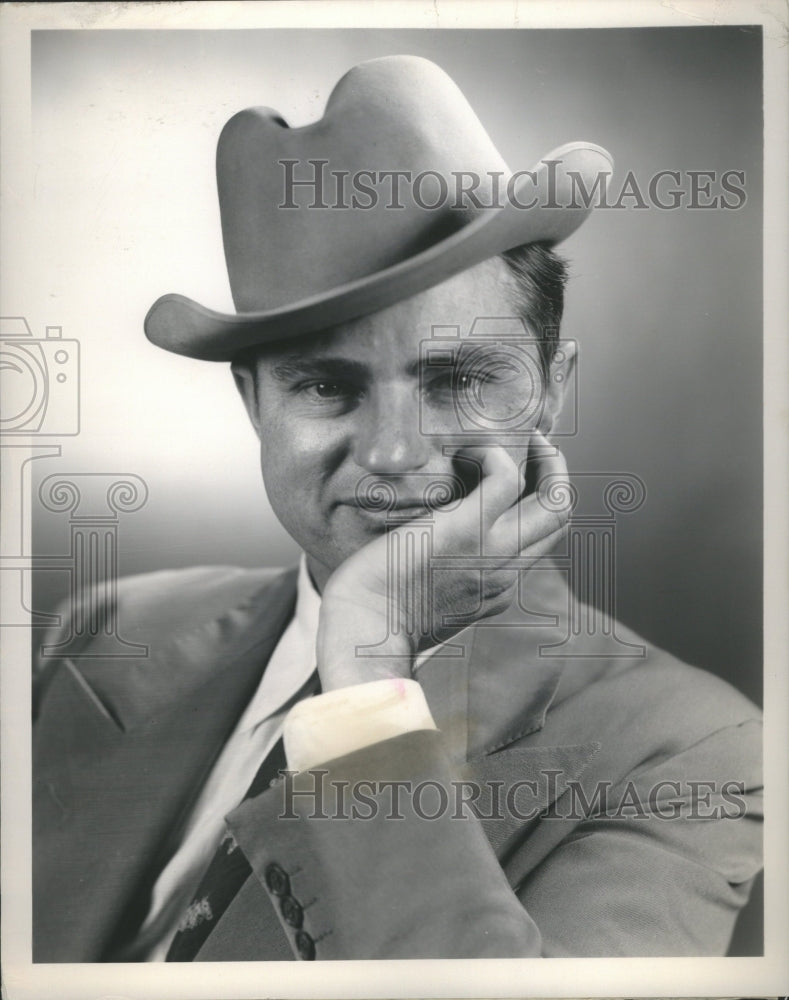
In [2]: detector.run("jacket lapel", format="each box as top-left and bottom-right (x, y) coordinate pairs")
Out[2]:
(418, 593), (600, 859)
(33, 567), (298, 962)
(415, 566), (585, 758)
(456, 578), (601, 865)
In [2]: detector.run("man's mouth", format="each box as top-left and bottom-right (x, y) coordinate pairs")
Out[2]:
(357, 496), (429, 512)
(349, 473), (468, 519)
(341, 499), (434, 521)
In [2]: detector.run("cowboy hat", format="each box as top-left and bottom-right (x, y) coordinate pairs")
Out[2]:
(144, 55), (613, 361)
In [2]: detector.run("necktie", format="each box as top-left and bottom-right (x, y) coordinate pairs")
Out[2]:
(165, 736), (288, 961)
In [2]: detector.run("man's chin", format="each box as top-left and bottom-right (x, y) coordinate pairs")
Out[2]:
(303, 507), (386, 591)
(332, 502), (392, 542)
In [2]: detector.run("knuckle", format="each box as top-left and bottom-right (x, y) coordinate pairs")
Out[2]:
(484, 569), (517, 599)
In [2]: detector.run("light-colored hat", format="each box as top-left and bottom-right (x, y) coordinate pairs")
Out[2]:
(145, 55), (612, 361)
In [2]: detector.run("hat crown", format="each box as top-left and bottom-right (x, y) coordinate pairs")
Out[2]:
(145, 55), (613, 361)
(217, 56), (509, 314)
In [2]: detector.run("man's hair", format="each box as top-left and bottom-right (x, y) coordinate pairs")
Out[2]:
(500, 242), (569, 375)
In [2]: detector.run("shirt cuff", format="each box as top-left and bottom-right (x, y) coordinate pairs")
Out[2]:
(283, 678), (438, 773)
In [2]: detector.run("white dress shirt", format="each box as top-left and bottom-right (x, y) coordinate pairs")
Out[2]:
(134, 557), (436, 961)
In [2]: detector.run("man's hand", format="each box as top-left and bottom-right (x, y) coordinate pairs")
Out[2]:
(317, 432), (571, 691)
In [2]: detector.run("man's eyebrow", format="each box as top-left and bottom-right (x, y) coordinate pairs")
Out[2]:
(270, 356), (370, 381)
(269, 351), (461, 382)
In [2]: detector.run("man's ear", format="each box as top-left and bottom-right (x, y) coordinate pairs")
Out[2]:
(231, 359), (262, 438)
(538, 340), (577, 436)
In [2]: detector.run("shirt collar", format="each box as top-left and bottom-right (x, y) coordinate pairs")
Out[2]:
(293, 553), (322, 644)
(234, 555), (320, 734)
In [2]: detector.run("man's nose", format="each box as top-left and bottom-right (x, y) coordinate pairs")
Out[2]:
(353, 387), (430, 473)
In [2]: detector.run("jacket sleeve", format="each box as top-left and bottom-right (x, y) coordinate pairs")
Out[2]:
(514, 718), (763, 956)
(226, 715), (762, 960)
(227, 729), (544, 959)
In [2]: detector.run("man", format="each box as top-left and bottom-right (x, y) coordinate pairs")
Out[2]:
(33, 55), (762, 962)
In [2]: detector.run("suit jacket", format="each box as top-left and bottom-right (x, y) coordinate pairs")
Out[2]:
(33, 563), (762, 961)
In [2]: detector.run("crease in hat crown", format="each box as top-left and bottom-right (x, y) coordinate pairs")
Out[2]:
(145, 54), (614, 361)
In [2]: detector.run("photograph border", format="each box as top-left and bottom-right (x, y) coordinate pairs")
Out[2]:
(2, 2), (787, 998)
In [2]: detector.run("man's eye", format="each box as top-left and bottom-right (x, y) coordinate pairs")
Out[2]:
(301, 380), (361, 403)
(426, 371), (487, 395)
(457, 373), (487, 389)
(314, 382), (342, 397)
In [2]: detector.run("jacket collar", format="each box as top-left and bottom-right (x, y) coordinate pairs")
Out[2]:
(416, 564), (573, 763)
(34, 567), (300, 961)
(70, 562), (574, 758)
(72, 566), (299, 733)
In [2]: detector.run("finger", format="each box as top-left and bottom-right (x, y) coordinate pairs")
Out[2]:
(519, 521), (568, 560)
(527, 428), (566, 479)
(490, 442), (571, 550)
(452, 445), (524, 531)
(474, 527), (566, 585)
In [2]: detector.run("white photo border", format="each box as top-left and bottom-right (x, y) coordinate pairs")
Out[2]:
(1, 2), (787, 998)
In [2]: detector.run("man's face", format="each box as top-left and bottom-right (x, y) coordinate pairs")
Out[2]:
(234, 257), (570, 590)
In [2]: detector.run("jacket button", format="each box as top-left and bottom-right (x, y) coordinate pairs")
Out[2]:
(265, 862), (290, 897)
(280, 895), (304, 929)
(295, 929), (315, 961)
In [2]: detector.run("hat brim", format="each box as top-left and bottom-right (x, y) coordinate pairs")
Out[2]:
(144, 143), (613, 361)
